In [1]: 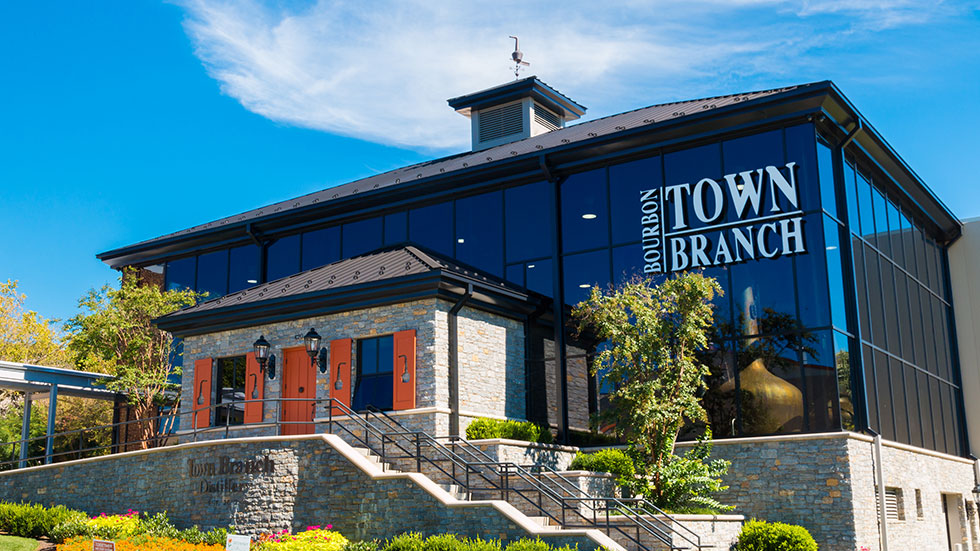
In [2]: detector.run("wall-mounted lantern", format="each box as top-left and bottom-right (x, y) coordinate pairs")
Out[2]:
(303, 327), (329, 373)
(253, 335), (276, 380)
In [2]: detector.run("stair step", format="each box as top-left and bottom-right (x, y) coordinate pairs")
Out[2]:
(525, 516), (554, 527)
(437, 483), (470, 500)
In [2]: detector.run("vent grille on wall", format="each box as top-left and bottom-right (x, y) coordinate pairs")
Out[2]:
(876, 487), (904, 521)
(479, 103), (524, 143)
(534, 104), (560, 131)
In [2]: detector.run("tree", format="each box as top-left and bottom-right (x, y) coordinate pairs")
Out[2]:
(571, 272), (730, 512)
(66, 270), (198, 448)
(0, 280), (71, 367)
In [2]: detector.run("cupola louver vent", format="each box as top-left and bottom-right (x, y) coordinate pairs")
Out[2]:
(534, 104), (560, 131)
(478, 102), (524, 144)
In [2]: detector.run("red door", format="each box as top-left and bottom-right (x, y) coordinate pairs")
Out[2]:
(281, 347), (316, 435)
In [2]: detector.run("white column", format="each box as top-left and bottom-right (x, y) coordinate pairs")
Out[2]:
(19, 392), (32, 468)
(44, 385), (58, 464)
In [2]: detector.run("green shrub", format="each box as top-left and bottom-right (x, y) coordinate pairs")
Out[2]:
(569, 449), (634, 487)
(503, 539), (550, 551)
(567, 430), (619, 447)
(384, 532), (426, 551)
(345, 540), (380, 551)
(462, 537), (501, 551)
(735, 519), (818, 551)
(465, 418), (553, 444)
(49, 516), (93, 543)
(0, 501), (86, 539)
(422, 534), (465, 551)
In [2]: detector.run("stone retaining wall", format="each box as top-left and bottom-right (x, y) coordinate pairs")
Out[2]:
(0, 435), (612, 550)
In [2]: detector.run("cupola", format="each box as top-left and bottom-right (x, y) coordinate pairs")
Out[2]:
(447, 76), (586, 151)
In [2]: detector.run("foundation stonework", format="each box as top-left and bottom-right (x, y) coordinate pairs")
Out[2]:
(0, 435), (611, 550)
(676, 432), (979, 551)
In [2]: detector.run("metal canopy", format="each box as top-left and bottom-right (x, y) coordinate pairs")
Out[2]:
(0, 360), (119, 467)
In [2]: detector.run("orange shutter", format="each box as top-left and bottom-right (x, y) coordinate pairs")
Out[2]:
(392, 329), (416, 411)
(244, 352), (264, 423)
(329, 338), (352, 414)
(193, 358), (213, 429)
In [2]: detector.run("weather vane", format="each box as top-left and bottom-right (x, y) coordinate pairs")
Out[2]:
(509, 36), (529, 79)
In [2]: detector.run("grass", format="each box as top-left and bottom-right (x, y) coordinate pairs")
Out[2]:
(0, 535), (38, 551)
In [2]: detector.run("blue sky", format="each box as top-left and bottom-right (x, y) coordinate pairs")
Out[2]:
(1, 0), (978, 326)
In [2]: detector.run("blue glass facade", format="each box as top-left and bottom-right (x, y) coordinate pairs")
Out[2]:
(155, 120), (963, 454)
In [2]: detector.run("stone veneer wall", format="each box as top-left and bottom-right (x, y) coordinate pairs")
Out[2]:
(0, 435), (610, 550)
(181, 298), (528, 436)
(676, 432), (980, 551)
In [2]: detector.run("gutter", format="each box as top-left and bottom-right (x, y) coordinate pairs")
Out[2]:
(448, 283), (474, 436)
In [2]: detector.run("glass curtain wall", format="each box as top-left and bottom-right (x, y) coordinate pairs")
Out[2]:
(839, 146), (962, 455)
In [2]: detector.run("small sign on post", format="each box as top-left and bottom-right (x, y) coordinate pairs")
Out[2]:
(92, 540), (115, 551)
(226, 534), (252, 551)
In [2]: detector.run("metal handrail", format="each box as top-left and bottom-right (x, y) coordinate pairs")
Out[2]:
(0, 397), (704, 550)
(365, 407), (702, 550)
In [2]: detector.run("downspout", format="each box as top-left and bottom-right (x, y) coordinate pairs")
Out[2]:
(448, 283), (473, 437)
(871, 430), (890, 551)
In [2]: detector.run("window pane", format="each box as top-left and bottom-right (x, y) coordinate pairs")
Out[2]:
(561, 168), (609, 253)
(834, 331), (855, 431)
(562, 249), (610, 307)
(525, 258), (553, 297)
(732, 255), (796, 337)
(872, 189), (890, 257)
(853, 239), (871, 339)
(505, 181), (553, 263)
(914, 226), (928, 285)
(863, 344), (879, 431)
(353, 336), (393, 411)
(932, 297), (950, 381)
(724, 130), (787, 220)
(919, 286), (936, 374)
(927, 239), (942, 296)
(610, 156), (662, 245)
(785, 124), (820, 213)
(888, 201), (903, 267)
(215, 356), (246, 426)
(929, 377), (945, 453)
(866, 246), (886, 347)
(904, 365), (922, 448)
(701, 343), (738, 437)
(858, 171), (875, 241)
(825, 219), (848, 331)
(266, 234), (300, 281)
(874, 350), (895, 441)
(196, 249), (228, 300)
(897, 273), (914, 362)
(302, 226), (341, 271)
(805, 331), (841, 432)
(817, 137), (837, 218)
(612, 243), (643, 285)
(911, 281), (927, 368)
(945, 386), (961, 456)
(665, 143), (722, 232)
(917, 370), (934, 451)
(844, 158), (860, 234)
(359, 338), (378, 375)
(343, 217), (383, 258)
(409, 202), (453, 256)
(901, 211), (915, 275)
(700, 265), (731, 336)
(505, 263), (524, 287)
(165, 256), (196, 292)
(456, 191), (503, 276)
(881, 262), (900, 354)
(737, 336), (804, 436)
(796, 214), (829, 328)
(229, 244), (261, 292)
(889, 359), (909, 445)
(384, 211), (407, 245)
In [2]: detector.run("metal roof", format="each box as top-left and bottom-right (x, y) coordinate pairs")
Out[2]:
(106, 83), (806, 254)
(0, 361), (117, 400)
(160, 244), (532, 320)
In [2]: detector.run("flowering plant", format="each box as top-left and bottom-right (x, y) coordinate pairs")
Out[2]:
(57, 535), (223, 550)
(254, 526), (346, 551)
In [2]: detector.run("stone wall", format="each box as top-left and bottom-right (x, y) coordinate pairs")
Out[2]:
(676, 432), (980, 551)
(0, 435), (613, 550)
(181, 299), (529, 436)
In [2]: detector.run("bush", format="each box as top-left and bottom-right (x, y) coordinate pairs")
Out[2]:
(464, 418), (553, 444)
(569, 449), (634, 487)
(0, 501), (86, 539)
(383, 532), (426, 551)
(735, 520), (818, 551)
(567, 430), (619, 448)
(345, 541), (380, 551)
(504, 539), (575, 551)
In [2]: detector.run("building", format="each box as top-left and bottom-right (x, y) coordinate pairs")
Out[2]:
(93, 77), (978, 550)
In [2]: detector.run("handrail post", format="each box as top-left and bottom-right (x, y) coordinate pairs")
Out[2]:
(415, 433), (421, 473)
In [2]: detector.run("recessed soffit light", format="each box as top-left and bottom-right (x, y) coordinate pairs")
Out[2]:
(582, 213), (597, 220)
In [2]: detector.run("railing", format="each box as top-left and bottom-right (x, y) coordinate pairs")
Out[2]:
(0, 397), (704, 550)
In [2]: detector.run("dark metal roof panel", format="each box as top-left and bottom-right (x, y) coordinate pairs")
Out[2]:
(110, 84), (806, 254)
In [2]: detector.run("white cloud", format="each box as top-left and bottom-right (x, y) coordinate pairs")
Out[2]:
(177, 0), (972, 151)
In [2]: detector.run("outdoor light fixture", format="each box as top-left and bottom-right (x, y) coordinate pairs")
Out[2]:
(973, 484), (980, 505)
(303, 327), (329, 373)
(457, 238), (465, 243)
(253, 335), (276, 380)
(247, 279), (258, 284)
(579, 283), (590, 288)
(581, 213), (597, 220)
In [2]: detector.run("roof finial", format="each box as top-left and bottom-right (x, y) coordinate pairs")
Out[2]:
(509, 36), (530, 79)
